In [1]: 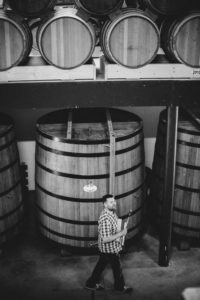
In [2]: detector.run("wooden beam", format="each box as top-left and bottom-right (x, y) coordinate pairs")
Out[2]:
(106, 109), (116, 196)
(159, 105), (179, 266)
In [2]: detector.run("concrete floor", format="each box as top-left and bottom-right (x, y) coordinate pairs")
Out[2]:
(0, 192), (200, 300)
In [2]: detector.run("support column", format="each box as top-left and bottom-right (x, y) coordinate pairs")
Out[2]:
(158, 105), (179, 266)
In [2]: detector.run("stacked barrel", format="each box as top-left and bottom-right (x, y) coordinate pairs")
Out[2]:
(0, 113), (24, 244)
(101, 9), (159, 68)
(1, 0), (200, 69)
(36, 8), (97, 69)
(151, 110), (200, 240)
(0, 10), (32, 70)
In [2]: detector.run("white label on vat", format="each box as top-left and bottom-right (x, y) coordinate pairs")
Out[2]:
(83, 182), (97, 193)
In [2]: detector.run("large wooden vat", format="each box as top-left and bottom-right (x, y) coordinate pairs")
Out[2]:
(37, 7), (96, 69)
(0, 113), (24, 244)
(0, 11), (32, 71)
(101, 9), (159, 68)
(74, 0), (124, 16)
(151, 110), (200, 240)
(7, 0), (56, 18)
(35, 108), (146, 248)
(160, 13), (200, 68)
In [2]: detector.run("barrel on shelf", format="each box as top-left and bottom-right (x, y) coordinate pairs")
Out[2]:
(7, 0), (56, 18)
(139, 0), (192, 16)
(37, 7), (97, 69)
(151, 109), (200, 240)
(74, 0), (124, 16)
(160, 12), (200, 68)
(101, 9), (160, 68)
(0, 11), (32, 71)
(125, 0), (141, 8)
(35, 108), (146, 248)
(0, 113), (24, 244)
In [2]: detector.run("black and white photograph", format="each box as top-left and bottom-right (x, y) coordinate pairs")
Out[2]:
(0, 1), (200, 300)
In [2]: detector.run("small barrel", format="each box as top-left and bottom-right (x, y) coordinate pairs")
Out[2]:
(139, 0), (193, 16)
(160, 13), (200, 68)
(0, 11), (32, 71)
(35, 108), (146, 248)
(125, 0), (141, 8)
(101, 9), (159, 68)
(7, 0), (56, 18)
(37, 7), (96, 69)
(0, 113), (24, 244)
(74, 0), (124, 16)
(151, 109), (200, 240)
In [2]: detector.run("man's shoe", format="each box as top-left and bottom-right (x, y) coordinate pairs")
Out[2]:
(115, 286), (133, 294)
(84, 284), (96, 291)
(95, 283), (104, 291)
(84, 283), (104, 291)
(123, 286), (133, 294)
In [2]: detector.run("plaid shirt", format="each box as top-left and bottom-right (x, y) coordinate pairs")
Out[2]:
(98, 208), (122, 254)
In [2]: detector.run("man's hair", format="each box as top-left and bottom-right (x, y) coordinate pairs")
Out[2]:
(102, 194), (113, 203)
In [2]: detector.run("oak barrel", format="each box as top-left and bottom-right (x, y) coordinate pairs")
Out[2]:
(139, 0), (193, 16)
(151, 109), (200, 239)
(35, 108), (146, 248)
(0, 113), (24, 244)
(37, 7), (96, 69)
(7, 0), (56, 18)
(74, 0), (124, 16)
(101, 9), (160, 68)
(0, 11), (32, 71)
(160, 13), (200, 67)
(125, 0), (141, 8)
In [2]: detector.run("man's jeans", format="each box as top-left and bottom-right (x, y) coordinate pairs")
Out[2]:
(86, 252), (125, 290)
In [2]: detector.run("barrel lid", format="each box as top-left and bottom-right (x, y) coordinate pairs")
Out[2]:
(105, 9), (160, 68)
(0, 12), (29, 71)
(37, 8), (96, 69)
(172, 13), (200, 68)
(37, 108), (143, 142)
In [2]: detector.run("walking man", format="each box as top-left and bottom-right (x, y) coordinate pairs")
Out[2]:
(85, 194), (133, 293)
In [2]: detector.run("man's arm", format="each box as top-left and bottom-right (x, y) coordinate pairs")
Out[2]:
(100, 219), (127, 244)
(102, 228), (127, 243)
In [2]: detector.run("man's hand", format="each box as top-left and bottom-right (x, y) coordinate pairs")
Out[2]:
(124, 221), (128, 228)
(121, 228), (127, 236)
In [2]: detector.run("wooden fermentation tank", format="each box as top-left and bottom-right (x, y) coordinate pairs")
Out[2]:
(151, 110), (200, 240)
(0, 113), (24, 244)
(35, 108), (146, 248)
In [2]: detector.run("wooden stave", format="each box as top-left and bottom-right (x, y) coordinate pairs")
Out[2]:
(160, 13), (200, 67)
(74, 0), (124, 16)
(7, 0), (57, 18)
(0, 114), (24, 244)
(35, 108), (146, 248)
(151, 110), (200, 239)
(37, 8), (96, 69)
(0, 11), (32, 71)
(100, 9), (160, 68)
